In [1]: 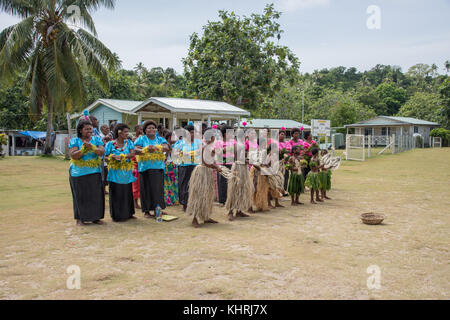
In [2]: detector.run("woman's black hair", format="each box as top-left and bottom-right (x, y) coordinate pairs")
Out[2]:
(77, 120), (93, 138)
(185, 124), (194, 132)
(163, 129), (172, 141)
(291, 128), (301, 136)
(114, 123), (129, 138)
(134, 124), (143, 132)
(312, 148), (319, 156)
(304, 131), (312, 140)
(143, 120), (157, 134)
(220, 125), (233, 136)
(321, 149), (328, 155)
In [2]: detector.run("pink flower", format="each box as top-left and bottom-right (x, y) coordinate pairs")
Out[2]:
(300, 126), (305, 131)
(281, 127), (286, 131)
(242, 122), (248, 127)
(212, 125), (218, 129)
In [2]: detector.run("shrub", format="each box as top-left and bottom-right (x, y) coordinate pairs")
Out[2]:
(430, 128), (450, 147)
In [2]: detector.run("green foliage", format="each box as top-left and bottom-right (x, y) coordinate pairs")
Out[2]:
(430, 128), (450, 146)
(375, 82), (407, 115)
(183, 4), (300, 110)
(397, 91), (446, 127)
(306, 90), (376, 128)
(0, 0), (120, 153)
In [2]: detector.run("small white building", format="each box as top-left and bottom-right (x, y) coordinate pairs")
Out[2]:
(345, 116), (439, 143)
(71, 98), (251, 130)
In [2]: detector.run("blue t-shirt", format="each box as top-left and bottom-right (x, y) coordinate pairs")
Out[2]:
(104, 140), (137, 184)
(69, 136), (104, 177)
(134, 135), (168, 172)
(176, 138), (202, 166)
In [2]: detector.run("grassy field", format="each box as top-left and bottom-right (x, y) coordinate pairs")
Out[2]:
(0, 149), (449, 300)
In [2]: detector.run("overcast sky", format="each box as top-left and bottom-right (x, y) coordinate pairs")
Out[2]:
(1, 0), (449, 74)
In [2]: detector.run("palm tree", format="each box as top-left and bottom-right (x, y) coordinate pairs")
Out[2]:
(445, 60), (450, 74)
(0, 0), (120, 154)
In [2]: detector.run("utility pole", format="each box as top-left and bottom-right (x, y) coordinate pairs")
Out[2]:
(301, 89), (305, 140)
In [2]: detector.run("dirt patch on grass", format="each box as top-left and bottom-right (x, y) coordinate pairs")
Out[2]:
(0, 150), (449, 300)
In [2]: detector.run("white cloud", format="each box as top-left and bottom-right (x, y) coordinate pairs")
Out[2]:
(277, 0), (330, 13)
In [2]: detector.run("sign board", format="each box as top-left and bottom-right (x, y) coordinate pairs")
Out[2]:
(311, 119), (331, 137)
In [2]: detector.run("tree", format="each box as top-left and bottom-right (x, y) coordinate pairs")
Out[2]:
(397, 91), (446, 127)
(0, 0), (119, 154)
(355, 86), (386, 115)
(445, 60), (450, 74)
(183, 4), (300, 110)
(307, 90), (376, 128)
(375, 83), (407, 115)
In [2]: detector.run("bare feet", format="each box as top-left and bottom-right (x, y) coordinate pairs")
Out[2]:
(236, 211), (250, 218)
(269, 205), (276, 209)
(205, 219), (218, 224)
(144, 213), (152, 219)
(76, 220), (86, 226)
(134, 200), (141, 209)
(275, 202), (284, 208)
(182, 205), (187, 212)
(325, 196), (332, 200)
(248, 207), (255, 214)
(316, 198), (324, 202)
(228, 212), (234, 221)
(291, 202), (298, 207)
(93, 220), (104, 225)
(311, 200), (317, 205)
(192, 218), (200, 228)
(296, 201), (304, 205)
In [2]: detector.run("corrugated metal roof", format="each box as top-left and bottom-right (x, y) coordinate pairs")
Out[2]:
(345, 116), (439, 128)
(98, 99), (142, 112)
(382, 116), (439, 126)
(238, 119), (311, 129)
(134, 97), (250, 116)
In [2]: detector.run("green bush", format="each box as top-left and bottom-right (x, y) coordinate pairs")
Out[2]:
(430, 128), (450, 147)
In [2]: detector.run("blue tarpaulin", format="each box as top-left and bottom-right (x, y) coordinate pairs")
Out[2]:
(18, 131), (54, 140)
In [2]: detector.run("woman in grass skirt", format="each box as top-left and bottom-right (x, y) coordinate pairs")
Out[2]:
(318, 149), (332, 201)
(225, 136), (254, 221)
(305, 148), (322, 204)
(187, 131), (223, 228)
(69, 119), (105, 226)
(134, 120), (170, 219)
(104, 124), (137, 222)
(287, 146), (306, 206)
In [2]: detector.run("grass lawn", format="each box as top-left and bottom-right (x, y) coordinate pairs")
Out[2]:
(0, 149), (449, 299)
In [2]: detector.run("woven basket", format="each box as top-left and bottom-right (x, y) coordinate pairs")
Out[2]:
(361, 213), (385, 225)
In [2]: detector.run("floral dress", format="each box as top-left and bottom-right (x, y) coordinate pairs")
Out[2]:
(164, 154), (179, 206)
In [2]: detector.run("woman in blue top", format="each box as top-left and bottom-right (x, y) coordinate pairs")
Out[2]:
(105, 123), (137, 222)
(134, 120), (170, 219)
(177, 124), (203, 212)
(69, 120), (105, 226)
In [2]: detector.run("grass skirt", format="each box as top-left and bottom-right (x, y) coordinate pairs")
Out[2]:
(250, 166), (269, 211)
(226, 163), (254, 212)
(288, 172), (305, 196)
(186, 165), (215, 224)
(267, 165), (285, 199)
(305, 171), (320, 191)
(327, 171), (332, 190)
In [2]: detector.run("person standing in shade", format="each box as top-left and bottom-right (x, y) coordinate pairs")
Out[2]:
(302, 132), (319, 179)
(104, 124), (137, 222)
(215, 125), (235, 206)
(69, 120), (105, 226)
(278, 127), (292, 196)
(134, 120), (170, 219)
(163, 130), (179, 206)
(132, 125), (143, 209)
(177, 124), (202, 212)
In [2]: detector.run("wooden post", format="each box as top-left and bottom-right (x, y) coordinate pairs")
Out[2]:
(34, 141), (39, 156)
(207, 115), (212, 128)
(172, 113), (177, 130)
(11, 133), (15, 156)
(66, 113), (72, 160)
(5, 133), (10, 157)
(138, 112), (143, 126)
